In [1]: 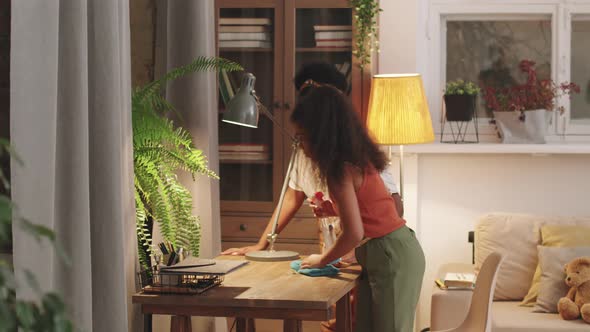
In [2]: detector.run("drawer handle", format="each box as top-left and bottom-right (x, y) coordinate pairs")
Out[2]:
(239, 224), (248, 231)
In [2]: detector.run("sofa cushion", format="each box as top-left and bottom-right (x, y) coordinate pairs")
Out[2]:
(475, 214), (559, 300)
(492, 301), (589, 332)
(534, 246), (590, 313)
(521, 224), (590, 306)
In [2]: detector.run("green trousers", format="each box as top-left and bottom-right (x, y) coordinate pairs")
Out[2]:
(354, 226), (425, 332)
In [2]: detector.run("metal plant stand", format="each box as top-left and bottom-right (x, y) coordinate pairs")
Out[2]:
(440, 112), (479, 144)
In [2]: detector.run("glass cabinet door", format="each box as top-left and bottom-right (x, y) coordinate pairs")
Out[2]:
(294, 7), (353, 94)
(283, 3), (354, 216)
(284, 3), (355, 133)
(217, 3), (283, 212)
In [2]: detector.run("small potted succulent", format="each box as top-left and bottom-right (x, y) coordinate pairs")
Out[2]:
(444, 79), (480, 122)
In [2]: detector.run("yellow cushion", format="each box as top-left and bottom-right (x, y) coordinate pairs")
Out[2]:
(521, 225), (590, 306)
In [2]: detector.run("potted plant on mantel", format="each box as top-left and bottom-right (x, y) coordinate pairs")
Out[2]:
(482, 59), (580, 144)
(444, 79), (480, 122)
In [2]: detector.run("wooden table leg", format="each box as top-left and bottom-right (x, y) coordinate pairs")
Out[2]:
(236, 318), (256, 332)
(283, 319), (302, 332)
(144, 313), (152, 332)
(170, 315), (191, 332)
(336, 291), (352, 332)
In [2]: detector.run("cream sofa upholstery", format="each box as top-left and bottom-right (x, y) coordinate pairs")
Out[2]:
(430, 213), (590, 332)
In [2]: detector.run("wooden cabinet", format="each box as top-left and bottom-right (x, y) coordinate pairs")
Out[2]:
(215, 0), (373, 250)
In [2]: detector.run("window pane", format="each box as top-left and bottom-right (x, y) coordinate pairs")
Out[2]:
(446, 20), (552, 117)
(571, 19), (590, 120)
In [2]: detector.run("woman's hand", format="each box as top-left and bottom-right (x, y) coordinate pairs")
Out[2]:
(221, 244), (265, 256)
(309, 199), (338, 217)
(300, 254), (325, 269)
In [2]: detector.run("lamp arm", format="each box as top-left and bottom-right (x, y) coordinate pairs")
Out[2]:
(254, 94), (296, 141)
(267, 140), (299, 251)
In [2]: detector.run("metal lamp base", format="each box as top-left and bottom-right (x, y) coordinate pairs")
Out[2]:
(245, 250), (299, 262)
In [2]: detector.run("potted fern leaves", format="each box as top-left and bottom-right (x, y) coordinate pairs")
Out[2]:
(132, 57), (242, 269)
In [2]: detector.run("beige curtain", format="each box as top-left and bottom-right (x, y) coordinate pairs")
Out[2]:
(152, 0), (224, 330)
(166, 0), (221, 260)
(10, 1), (138, 331)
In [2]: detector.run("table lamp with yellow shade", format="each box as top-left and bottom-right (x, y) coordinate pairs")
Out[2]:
(366, 74), (434, 199)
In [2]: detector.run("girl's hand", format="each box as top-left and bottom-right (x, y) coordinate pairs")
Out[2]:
(309, 199), (338, 217)
(300, 254), (325, 269)
(221, 244), (265, 256)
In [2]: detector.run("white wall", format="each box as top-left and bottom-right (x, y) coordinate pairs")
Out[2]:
(412, 153), (590, 330)
(379, 2), (590, 331)
(378, 0), (419, 74)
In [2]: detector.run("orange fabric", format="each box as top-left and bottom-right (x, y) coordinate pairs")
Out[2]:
(356, 166), (405, 238)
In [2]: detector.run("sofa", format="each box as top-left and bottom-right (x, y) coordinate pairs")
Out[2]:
(430, 213), (590, 332)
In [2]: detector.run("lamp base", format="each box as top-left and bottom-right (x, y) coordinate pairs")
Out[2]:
(245, 250), (299, 262)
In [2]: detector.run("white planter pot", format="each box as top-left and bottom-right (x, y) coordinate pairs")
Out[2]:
(493, 109), (549, 144)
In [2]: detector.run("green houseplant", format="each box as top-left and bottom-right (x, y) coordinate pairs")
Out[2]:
(133, 57), (242, 269)
(0, 140), (73, 332)
(444, 79), (480, 122)
(351, 0), (381, 70)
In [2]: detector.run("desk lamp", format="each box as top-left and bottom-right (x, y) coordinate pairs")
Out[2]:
(223, 73), (299, 262)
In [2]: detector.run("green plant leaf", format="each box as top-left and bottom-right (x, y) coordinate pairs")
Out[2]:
(0, 195), (11, 221)
(0, 197), (12, 244)
(24, 269), (42, 295)
(0, 263), (16, 289)
(16, 301), (36, 328)
(351, 0), (381, 69)
(41, 293), (66, 316)
(0, 138), (24, 166)
(20, 219), (56, 243)
(51, 316), (73, 332)
(0, 303), (17, 331)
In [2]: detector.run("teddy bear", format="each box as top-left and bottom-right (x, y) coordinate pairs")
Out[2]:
(557, 257), (590, 324)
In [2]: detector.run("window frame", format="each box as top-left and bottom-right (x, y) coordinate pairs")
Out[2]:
(563, 5), (590, 135)
(425, 0), (590, 141)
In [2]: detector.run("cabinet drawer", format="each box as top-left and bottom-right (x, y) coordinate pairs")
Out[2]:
(221, 215), (319, 241)
(221, 241), (320, 256)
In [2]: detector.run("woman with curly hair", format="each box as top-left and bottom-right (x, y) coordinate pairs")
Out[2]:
(294, 84), (425, 332)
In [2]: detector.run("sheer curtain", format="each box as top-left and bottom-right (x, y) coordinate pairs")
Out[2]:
(153, 0), (224, 330)
(165, 0), (221, 260)
(10, 1), (138, 331)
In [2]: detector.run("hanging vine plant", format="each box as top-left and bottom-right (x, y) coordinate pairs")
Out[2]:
(351, 0), (382, 70)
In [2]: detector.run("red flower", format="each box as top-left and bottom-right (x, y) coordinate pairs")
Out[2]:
(482, 59), (580, 114)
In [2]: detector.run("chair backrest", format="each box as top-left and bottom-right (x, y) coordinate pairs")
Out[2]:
(459, 252), (504, 332)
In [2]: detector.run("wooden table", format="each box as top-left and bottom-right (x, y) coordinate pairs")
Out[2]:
(132, 256), (361, 332)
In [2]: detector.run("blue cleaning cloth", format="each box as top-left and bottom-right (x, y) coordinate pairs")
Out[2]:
(290, 260), (340, 277)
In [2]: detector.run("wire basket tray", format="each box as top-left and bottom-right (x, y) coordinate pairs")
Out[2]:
(137, 268), (224, 295)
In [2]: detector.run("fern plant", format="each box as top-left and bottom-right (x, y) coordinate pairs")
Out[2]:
(133, 57), (242, 269)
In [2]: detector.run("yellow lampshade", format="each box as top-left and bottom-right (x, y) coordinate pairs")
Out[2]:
(367, 74), (435, 145)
